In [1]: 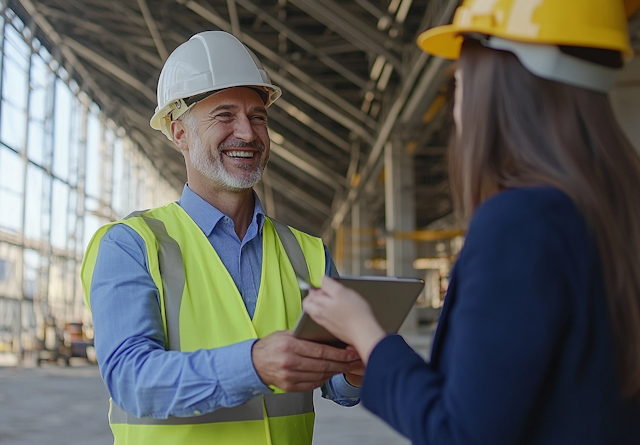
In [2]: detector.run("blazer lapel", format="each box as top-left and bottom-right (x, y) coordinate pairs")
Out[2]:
(429, 263), (459, 366)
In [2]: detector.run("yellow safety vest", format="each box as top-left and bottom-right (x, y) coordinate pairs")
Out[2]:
(81, 203), (326, 445)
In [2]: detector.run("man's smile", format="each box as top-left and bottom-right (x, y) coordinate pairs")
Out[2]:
(224, 150), (257, 159)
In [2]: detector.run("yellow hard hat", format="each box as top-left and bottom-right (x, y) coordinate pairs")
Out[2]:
(417, 0), (633, 60)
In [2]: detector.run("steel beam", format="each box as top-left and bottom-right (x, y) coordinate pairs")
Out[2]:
(236, 0), (367, 90)
(227, 0), (241, 37)
(180, 0), (375, 133)
(137, 0), (169, 61)
(272, 99), (351, 152)
(325, 0), (459, 239)
(17, 0), (118, 112)
(269, 142), (344, 191)
(268, 172), (331, 216)
(266, 67), (375, 143)
(267, 107), (349, 157)
(63, 37), (156, 102)
(270, 129), (346, 187)
(288, 0), (403, 72)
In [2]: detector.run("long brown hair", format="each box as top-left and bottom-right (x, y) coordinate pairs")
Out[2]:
(451, 39), (640, 399)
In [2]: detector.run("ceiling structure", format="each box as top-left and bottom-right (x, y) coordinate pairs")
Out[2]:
(9, 0), (640, 239)
(10, 0), (459, 238)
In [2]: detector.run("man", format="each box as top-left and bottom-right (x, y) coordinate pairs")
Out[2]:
(81, 31), (362, 445)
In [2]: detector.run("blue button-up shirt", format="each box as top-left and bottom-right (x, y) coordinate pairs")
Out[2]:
(89, 185), (359, 418)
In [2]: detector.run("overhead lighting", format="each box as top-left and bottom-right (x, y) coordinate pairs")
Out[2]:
(361, 91), (375, 113)
(269, 130), (284, 145)
(387, 0), (401, 14)
(376, 63), (394, 91)
(370, 55), (386, 81)
(278, 101), (312, 125)
(395, 0), (414, 24)
(414, 258), (449, 270)
(377, 16), (392, 30)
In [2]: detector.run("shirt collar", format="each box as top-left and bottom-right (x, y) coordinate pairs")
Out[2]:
(176, 184), (265, 237)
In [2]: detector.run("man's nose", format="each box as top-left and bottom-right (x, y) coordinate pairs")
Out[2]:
(233, 115), (256, 142)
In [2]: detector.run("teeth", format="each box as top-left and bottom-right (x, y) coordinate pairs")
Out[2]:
(226, 151), (254, 158)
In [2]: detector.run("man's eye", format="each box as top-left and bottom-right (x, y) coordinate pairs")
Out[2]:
(215, 113), (233, 119)
(251, 115), (267, 122)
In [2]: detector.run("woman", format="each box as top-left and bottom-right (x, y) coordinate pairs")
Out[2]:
(303, 0), (640, 443)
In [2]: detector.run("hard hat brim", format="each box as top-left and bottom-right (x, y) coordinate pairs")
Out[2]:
(418, 24), (634, 60)
(149, 82), (282, 140)
(417, 25), (465, 60)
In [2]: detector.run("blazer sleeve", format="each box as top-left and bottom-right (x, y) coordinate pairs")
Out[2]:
(361, 192), (576, 445)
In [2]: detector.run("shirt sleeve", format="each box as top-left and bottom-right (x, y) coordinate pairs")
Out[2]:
(90, 224), (271, 419)
(322, 373), (361, 406)
(360, 193), (572, 444)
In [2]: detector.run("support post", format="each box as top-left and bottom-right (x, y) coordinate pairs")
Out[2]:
(384, 138), (418, 335)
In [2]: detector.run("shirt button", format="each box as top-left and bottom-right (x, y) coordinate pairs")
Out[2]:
(193, 410), (201, 415)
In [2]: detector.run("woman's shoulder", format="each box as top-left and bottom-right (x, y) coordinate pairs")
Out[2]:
(466, 187), (590, 251)
(477, 186), (574, 214)
(472, 187), (581, 229)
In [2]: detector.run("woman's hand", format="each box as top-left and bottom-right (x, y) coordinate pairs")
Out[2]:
(303, 276), (386, 364)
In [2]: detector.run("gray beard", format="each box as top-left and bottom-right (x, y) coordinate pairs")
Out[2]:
(189, 134), (266, 191)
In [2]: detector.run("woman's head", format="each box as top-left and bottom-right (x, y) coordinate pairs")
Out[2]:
(451, 38), (626, 216)
(420, 0), (640, 400)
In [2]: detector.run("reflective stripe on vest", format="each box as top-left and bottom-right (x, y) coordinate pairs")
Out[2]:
(115, 211), (315, 426)
(125, 211), (183, 351)
(109, 392), (314, 425)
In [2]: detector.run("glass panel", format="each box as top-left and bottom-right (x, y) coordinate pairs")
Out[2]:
(27, 121), (44, 166)
(67, 101), (82, 187)
(85, 110), (101, 198)
(0, 146), (24, 231)
(112, 137), (124, 215)
(0, 243), (20, 298)
(29, 53), (55, 169)
(0, 26), (30, 152)
(67, 188), (78, 250)
(0, 80), (28, 151)
(23, 249), (40, 299)
(50, 179), (68, 250)
(4, 26), (29, 72)
(38, 44), (51, 65)
(29, 55), (53, 123)
(83, 197), (101, 250)
(52, 79), (72, 181)
(24, 163), (49, 241)
(48, 256), (64, 317)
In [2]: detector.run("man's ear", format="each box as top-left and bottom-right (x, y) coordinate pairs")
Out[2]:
(171, 120), (190, 152)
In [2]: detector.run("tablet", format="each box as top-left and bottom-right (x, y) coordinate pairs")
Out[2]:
(293, 275), (425, 348)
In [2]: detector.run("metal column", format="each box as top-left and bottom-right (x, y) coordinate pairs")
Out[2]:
(350, 200), (372, 276)
(384, 138), (418, 334)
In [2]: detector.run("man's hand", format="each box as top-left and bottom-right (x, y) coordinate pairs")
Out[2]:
(252, 331), (360, 392)
(343, 346), (365, 387)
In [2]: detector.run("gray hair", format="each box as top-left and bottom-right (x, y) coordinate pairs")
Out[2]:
(177, 106), (197, 133)
(176, 107), (198, 158)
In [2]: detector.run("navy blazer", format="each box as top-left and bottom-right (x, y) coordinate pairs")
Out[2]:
(361, 188), (640, 445)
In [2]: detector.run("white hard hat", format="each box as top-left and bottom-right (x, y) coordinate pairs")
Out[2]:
(150, 31), (282, 140)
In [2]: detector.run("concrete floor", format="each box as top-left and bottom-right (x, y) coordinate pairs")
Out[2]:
(0, 356), (421, 445)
